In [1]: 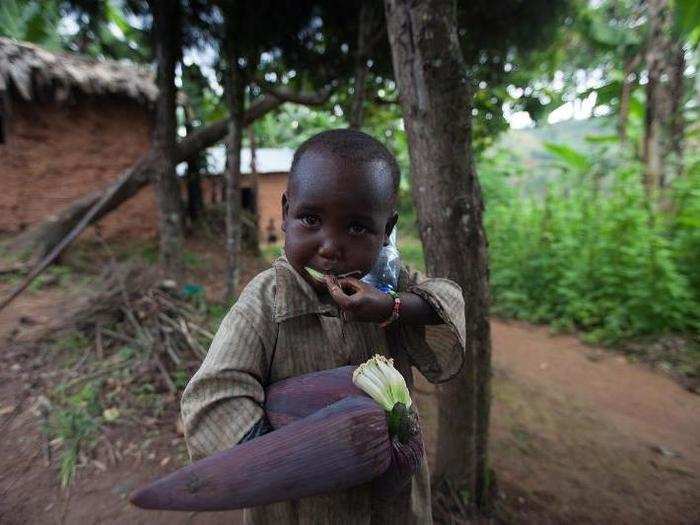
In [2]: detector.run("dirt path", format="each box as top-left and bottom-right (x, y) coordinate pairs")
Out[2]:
(1, 283), (698, 523)
(414, 320), (700, 524)
(491, 320), (699, 462)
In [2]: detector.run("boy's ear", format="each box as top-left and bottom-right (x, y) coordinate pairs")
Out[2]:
(383, 212), (399, 246)
(281, 192), (289, 232)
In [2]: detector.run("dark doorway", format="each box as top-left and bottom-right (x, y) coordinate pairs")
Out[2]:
(242, 187), (255, 213)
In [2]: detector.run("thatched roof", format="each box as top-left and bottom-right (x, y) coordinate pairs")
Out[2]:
(0, 37), (157, 106)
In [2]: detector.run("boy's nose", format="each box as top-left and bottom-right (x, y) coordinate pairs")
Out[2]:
(318, 237), (341, 262)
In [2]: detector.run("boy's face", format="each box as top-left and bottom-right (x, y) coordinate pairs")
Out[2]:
(282, 149), (398, 291)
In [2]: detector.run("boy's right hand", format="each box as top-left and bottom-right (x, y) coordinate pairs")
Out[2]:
(324, 275), (395, 323)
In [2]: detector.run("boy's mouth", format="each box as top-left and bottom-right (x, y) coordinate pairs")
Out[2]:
(304, 266), (362, 284)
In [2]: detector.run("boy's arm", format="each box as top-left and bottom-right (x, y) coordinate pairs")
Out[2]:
(392, 290), (441, 325)
(325, 270), (466, 383)
(325, 275), (441, 325)
(181, 305), (270, 461)
(400, 269), (466, 383)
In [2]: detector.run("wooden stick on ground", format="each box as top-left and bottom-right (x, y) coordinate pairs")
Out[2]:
(0, 158), (154, 313)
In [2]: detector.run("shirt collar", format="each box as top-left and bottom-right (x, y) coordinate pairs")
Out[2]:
(272, 256), (339, 322)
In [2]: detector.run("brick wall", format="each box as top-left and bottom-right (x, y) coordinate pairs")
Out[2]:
(0, 97), (157, 240)
(198, 173), (288, 244)
(256, 172), (288, 244)
(0, 98), (291, 246)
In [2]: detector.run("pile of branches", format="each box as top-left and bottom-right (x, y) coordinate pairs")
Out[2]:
(47, 262), (214, 393)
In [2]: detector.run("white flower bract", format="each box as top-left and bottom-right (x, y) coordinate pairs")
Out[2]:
(352, 354), (412, 411)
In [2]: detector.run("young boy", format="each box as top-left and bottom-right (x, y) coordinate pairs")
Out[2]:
(181, 129), (466, 524)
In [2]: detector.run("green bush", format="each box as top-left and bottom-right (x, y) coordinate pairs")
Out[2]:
(668, 156), (700, 305)
(481, 147), (699, 343)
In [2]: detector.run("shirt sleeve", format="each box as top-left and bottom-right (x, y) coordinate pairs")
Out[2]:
(180, 304), (269, 461)
(398, 266), (466, 383)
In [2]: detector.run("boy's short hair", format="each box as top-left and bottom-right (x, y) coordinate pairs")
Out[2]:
(290, 129), (401, 196)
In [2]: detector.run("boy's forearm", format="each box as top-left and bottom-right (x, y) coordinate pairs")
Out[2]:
(397, 292), (442, 325)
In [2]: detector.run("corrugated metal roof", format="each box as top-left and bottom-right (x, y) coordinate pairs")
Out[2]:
(205, 145), (294, 175)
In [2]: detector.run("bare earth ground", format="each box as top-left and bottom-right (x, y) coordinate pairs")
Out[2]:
(416, 322), (700, 524)
(0, 251), (698, 524)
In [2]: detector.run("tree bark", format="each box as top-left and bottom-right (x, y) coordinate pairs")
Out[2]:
(248, 125), (261, 252)
(186, 160), (205, 223)
(383, 0), (492, 511)
(182, 101), (205, 224)
(224, 39), (246, 302)
(618, 55), (640, 144)
(643, 0), (674, 194)
(10, 88), (331, 262)
(668, 43), (686, 182)
(348, 1), (376, 130)
(150, 0), (185, 279)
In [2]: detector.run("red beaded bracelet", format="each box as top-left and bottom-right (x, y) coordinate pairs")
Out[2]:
(379, 292), (401, 328)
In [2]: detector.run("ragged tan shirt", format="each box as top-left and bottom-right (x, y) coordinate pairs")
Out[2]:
(181, 256), (466, 525)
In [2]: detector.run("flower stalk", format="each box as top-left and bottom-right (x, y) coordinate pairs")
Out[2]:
(352, 355), (416, 442)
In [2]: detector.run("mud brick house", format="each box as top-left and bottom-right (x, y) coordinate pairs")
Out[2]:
(0, 38), (293, 247)
(0, 37), (160, 241)
(190, 147), (292, 244)
(229, 147), (292, 244)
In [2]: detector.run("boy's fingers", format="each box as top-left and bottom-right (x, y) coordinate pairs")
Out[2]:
(324, 275), (353, 309)
(337, 277), (364, 293)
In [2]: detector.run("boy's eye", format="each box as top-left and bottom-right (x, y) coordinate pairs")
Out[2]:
(300, 215), (320, 227)
(348, 223), (369, 235)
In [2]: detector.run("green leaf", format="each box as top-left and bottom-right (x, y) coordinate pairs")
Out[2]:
(0, 0), (61, 49)
(105, 0), (130, 35)
(587, 16), (640, 49)
(584, 134), (619, 144)
(584, 80), (623, 107)
(676, 0), (700, 46)
(543, 142), (591, 172)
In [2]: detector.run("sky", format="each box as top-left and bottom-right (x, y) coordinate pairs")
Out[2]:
(506, 92), (604, 129)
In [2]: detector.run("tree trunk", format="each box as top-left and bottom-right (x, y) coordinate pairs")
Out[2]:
(668, 43), (686, 182)
(185, 162), (202, 219)
(618, 55), (640, 144)
(150, 0), (184, 279)
(248, 125), (261, 253)
(643, 0), (674, 194)
(348, 1), (375, 130)
(183, 107), (205, 224)
(186, 164), (204, 223)
(224, 41), (246, 302)
(10, 89), (329, 262)
(383, 0), (492, 511)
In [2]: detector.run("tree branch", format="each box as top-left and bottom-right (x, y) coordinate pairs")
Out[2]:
(1, 85), (336, 313)
(372, 95), (398, 105)
(176, 86), (332, 162)
(256, 81), (334, 106)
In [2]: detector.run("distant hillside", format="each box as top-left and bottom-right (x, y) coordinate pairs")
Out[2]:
(498, 117), (612, 164)
(487, 117), (615, 194)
